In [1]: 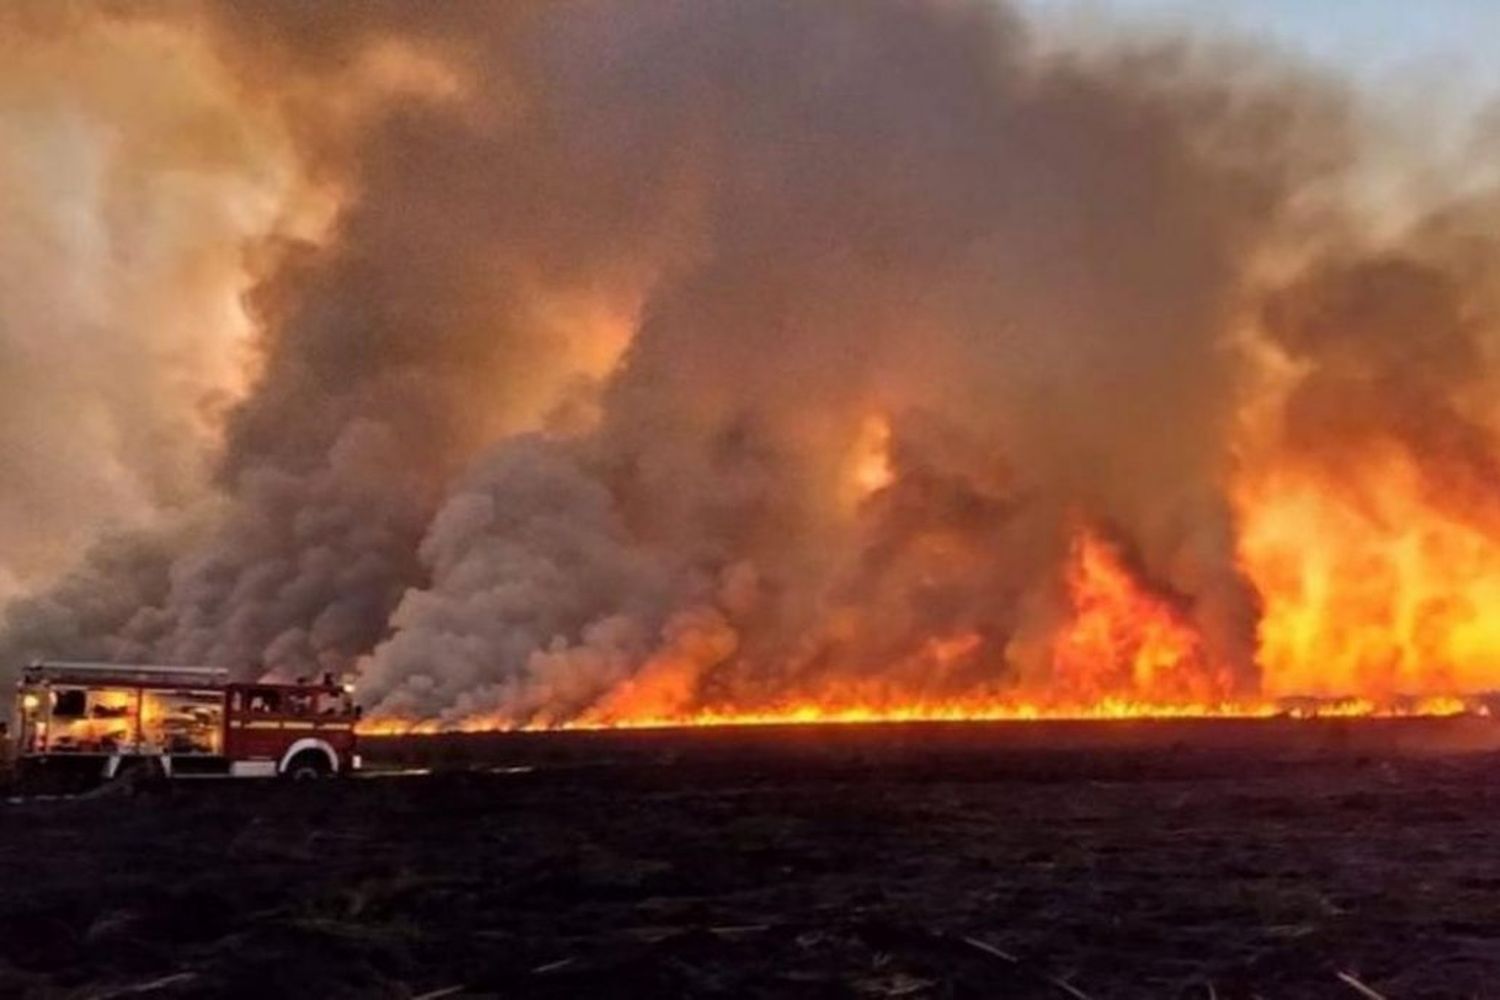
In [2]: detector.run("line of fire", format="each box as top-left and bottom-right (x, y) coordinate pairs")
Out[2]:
(356, 520), (1500, 735)
(8, 506), (1496, 767)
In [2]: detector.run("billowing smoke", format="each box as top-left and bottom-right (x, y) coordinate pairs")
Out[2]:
(0, 2), (296, 604)
(1263, 240), (1500, 535)
(4, 0), (1499, 725)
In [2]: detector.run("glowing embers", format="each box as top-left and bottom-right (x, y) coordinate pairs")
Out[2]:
(358, 693), (1484, 735)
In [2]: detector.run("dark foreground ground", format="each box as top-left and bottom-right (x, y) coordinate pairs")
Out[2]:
(5, 718), (1500, 999)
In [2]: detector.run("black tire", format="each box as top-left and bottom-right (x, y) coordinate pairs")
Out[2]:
(115, 756), (166, 785)
(283, 751), (331, 781)
(84, 757), (167, 798)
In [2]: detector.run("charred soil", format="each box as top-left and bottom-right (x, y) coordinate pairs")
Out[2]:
(3, 719), (1500, 998)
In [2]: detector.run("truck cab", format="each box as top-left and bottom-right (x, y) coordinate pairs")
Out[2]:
(222, 680), (360, 778)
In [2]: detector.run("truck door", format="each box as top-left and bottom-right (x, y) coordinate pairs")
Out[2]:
(226, 686), (289, 762)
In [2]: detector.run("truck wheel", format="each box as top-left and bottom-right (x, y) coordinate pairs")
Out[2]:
(283, 751), (331, 781)
(116, 757), (166, 785)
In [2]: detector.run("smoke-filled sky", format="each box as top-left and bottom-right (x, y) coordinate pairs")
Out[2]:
(3, 0), (1500, 727)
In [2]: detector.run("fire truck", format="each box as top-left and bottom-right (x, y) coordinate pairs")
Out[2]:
(9, 661), (362, 790)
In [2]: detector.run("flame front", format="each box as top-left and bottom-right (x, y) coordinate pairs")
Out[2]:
(362, 509), (1495, 735)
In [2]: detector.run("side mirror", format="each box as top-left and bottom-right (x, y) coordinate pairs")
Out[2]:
(354, 705), (364, 720)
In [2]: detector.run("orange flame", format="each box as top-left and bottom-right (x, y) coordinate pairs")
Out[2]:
(842, 413), (895, 507)
(1240, 453), (1500, 700)
(358, 693), (1482, 736)
(362, 517), (1492, 735)
(1053, 527), (1235, 705)
(362, 406), (1500, 735)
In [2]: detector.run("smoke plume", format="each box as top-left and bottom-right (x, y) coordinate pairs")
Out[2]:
(0, 3), (295, 604)
(4, 0), (1499, 724)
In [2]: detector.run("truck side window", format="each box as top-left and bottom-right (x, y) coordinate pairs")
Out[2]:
(248, 690), (281, 714)
(53, 689), (87, 718)
(318, 692), (352, 716)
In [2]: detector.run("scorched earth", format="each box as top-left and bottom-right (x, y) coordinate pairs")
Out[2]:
(2, 718), (1499, 999)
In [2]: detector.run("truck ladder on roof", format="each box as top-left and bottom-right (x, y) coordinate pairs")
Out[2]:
(22, 661), (231, 683)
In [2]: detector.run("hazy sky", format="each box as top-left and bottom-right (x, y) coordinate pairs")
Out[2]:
(1028, 0), (1500, 102)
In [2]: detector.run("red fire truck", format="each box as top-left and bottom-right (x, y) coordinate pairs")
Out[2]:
(10, 661), (362, 789)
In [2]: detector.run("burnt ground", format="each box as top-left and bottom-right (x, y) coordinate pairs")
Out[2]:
(5, 720), (1500, 998)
